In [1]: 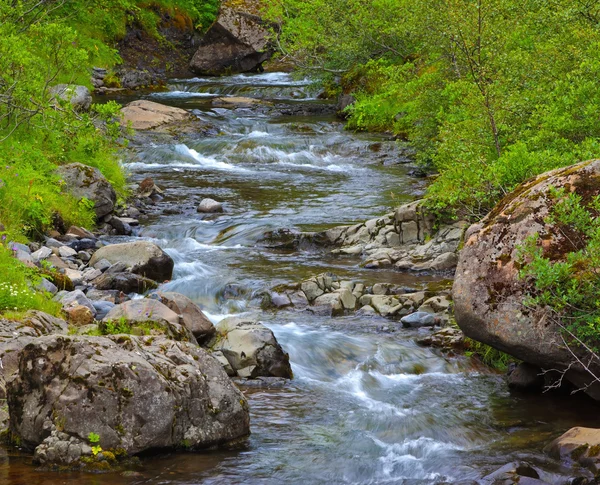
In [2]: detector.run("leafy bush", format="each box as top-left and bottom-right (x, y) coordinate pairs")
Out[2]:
(518, 187), (600, 352)
(268, 0), (600, 219)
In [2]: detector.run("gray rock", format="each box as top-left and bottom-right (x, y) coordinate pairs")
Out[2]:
(93, 258), (112, 272)
(58, 246), (77, 258)
(57, 163), (116, 219)
(93, 272), (158, 294)
(89, 241), (174, 282)
(91, 301), (115, 321)
(49, 84), (92, 111)
(0, 311), (68, 399)
(210, 316), (292, 379)
(103, 299), (195, 343)
(197, 198), (224, 213)
(401, 312), (437, 328)
(57, 290), (96, 316)
(31, 246), (52, 262)
(149, 292), (215, 344)
(8, 335), (250, 462)
(77, 251), (91, 262)
(8, 242), (30, 254)
(37, 278), (58, 295)
(108, 216), (132, 235)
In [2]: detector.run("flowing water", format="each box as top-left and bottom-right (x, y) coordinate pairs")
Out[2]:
(2, 72), (600, 484)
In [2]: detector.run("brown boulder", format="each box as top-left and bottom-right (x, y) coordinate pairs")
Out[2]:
(545, 427), (600, 471)
(189, 4), (273, 75)
(453, 159), (600, 397)
(121, 100), (192, 131)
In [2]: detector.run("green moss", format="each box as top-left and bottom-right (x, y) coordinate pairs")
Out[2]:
(571, 444), (589, 460)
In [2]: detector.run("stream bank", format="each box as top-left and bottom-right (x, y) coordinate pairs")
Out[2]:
(2, 72), (600, 484)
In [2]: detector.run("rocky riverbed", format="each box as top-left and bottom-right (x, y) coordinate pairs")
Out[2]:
(2, 71), (600, 484)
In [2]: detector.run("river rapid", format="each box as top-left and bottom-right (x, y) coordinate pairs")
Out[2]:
(2, 72), (599, 485)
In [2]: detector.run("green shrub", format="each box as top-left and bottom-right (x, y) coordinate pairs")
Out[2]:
(518, 187), (600, 352)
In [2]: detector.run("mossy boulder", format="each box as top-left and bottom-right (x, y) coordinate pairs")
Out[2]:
(545, 427), (600, 472)
(453, 159), (600, 398)
(7, 334), (250, 467)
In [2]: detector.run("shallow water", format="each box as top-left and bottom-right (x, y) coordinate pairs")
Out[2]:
(2, 72), (599, 484)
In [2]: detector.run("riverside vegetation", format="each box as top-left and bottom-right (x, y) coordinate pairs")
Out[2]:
(0, 0), (218, 316)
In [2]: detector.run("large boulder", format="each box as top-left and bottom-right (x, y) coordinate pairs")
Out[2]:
(0, 312), (68, 400)
(7, 335), (250, 466)
(189, 3), (273, 75)
(57, 163), (117, 219)
(103, 299), (196, 343)
(49, 84), (92, 111)
(120, 100), (193, 131)
(210, 316), (292, 379)
(89, 241), (174, 283)
(453, 159), (600, 398)
(150, 292), (215, 343)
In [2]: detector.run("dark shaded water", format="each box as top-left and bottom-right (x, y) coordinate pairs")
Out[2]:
(2, 72), (599, 484)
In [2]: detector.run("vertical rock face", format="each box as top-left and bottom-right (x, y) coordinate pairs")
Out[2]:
(453, 159), (600, 398)
(8, 335), (250, 459)
(190, 4), (273, 75)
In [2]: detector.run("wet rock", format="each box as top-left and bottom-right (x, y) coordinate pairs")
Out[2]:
(49, 84), (92, 111)
(108, 216), (132, 236)
(57, 163), (116, 219)
(482, 461), (542, 483)
(120, 100), (192, 131)
(213, 97), (266, 108)
(89, 241), (174, 282)
(137, 177), (164, 198)
(189, 5), (272, 75)
(210, 316), (292, 379)
(93, 272), (158, 293)
(8, 335), (250, 462)
(507, 363), (544, 392)
(453, 159), (600, 398)
(293, 199), (466, 272)
(401, 312), (437, 328)
(417, 327), (464, 349)
(545, 427), (600, 471)
(149, 292), (215, 344)
(312, 293), (344, 316)
(103, 299), (196, 343)
(197, 198), (224, 213)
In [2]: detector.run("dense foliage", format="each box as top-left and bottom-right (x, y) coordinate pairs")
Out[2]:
(266, 0), (600, 218)
(519, 187), (600, 352)
(0, 0), (218, 314)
